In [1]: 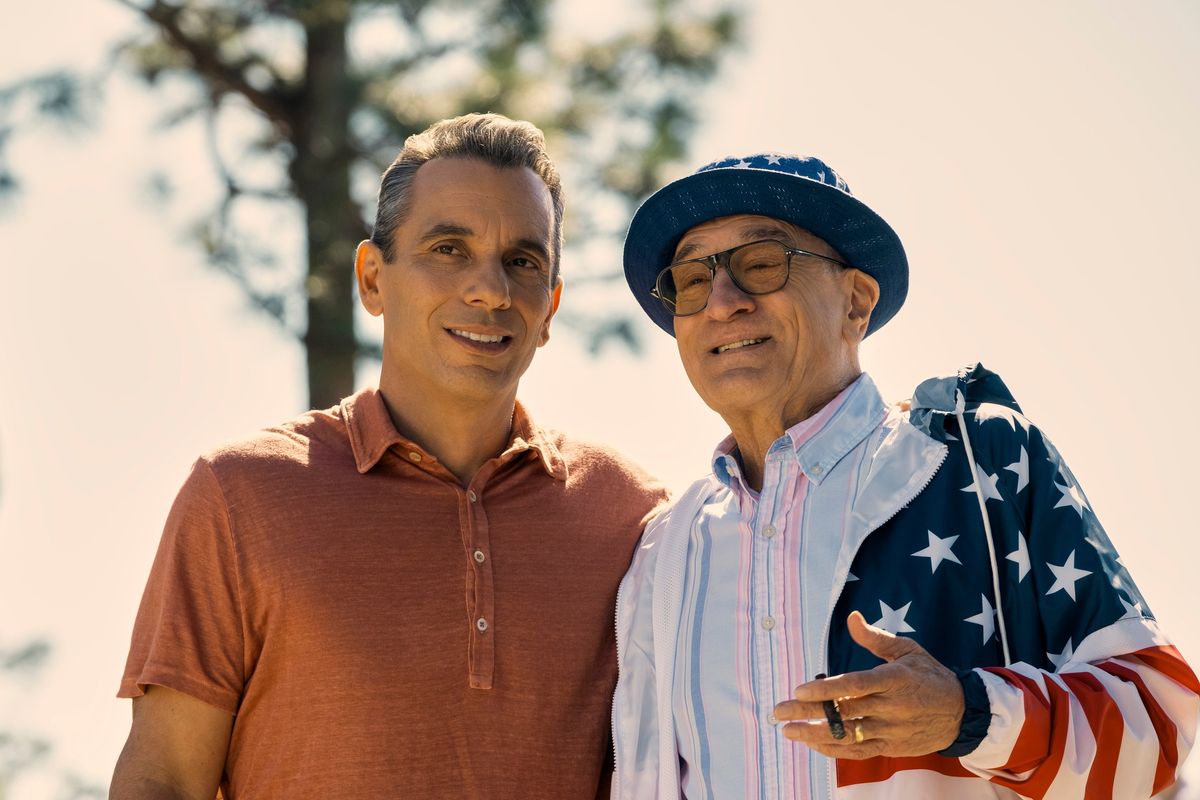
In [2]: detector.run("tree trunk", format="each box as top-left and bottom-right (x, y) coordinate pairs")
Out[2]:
(294, 8), (360, 409)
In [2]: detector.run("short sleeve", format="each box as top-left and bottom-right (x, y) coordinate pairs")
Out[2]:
(117, 458), (245, 714)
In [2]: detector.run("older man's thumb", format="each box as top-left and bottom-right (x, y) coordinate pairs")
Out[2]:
(847, 610), (917, 662)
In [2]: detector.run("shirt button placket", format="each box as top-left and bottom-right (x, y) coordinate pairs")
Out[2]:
(463, 478), (495, 688)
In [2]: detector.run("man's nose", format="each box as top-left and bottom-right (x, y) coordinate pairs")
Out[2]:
(464, 257), (512, 310)
(704, 265), (755, 319)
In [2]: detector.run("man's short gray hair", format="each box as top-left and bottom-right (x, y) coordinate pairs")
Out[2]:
(370, 113), (565, 282)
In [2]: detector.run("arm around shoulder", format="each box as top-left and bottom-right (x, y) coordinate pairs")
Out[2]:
(110, 684), (234, 800)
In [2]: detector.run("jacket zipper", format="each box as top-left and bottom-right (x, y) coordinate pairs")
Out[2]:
(611, 573), (626, 799)
(816, 437), (949, 800)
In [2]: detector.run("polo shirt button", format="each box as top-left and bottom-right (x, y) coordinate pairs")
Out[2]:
(476, 617), (489, 632)
(761, 524), (776, 539)
(467, 490), (477, 502)
(762, 616), (776, 631)
(407, 451), (422, 463)
(473, 549), (486, 564)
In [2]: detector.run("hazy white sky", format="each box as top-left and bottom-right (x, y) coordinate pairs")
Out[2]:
(1, 0), (1198, 796)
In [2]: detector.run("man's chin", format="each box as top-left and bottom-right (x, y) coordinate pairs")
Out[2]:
(694, 375), (778, 416)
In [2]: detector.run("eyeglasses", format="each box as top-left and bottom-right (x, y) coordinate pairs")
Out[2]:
(649, 239), (849, 317)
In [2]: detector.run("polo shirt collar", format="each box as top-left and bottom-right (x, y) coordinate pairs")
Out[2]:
(341, 387), (566, 480)
(712, 372), (888, 488)
(505, 401), (568, 481)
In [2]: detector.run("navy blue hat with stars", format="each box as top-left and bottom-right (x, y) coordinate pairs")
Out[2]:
(623, 153), (908, 337)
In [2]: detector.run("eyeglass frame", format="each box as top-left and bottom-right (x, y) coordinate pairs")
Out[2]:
(648, 238), (850, 317)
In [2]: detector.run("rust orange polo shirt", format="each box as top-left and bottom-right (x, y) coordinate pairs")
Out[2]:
(118, 387), (667, 799)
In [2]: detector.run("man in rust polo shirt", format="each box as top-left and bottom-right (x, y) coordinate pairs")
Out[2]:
(110, 113), (667, 799)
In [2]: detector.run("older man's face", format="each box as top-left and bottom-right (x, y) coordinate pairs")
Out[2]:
(672, 214), (864, 424)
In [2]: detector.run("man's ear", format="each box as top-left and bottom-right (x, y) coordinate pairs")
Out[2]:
(355, 240), (385, 317)
(844, 269), (880, 343)
(538, 276), (564, 347)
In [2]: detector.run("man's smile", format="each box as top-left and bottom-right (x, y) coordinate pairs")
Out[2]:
(712, 336), (770, 355)
(449, 327), (508, 343)
(447, 326), (513, 353)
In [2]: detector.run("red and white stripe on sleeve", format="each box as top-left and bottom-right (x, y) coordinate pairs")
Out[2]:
(962, 617), (1199, 799)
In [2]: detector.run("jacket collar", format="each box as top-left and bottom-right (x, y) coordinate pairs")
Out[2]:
(341, 387), (566, 480)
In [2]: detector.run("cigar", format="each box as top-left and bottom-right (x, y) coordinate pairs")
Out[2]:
(814, 673), (845, 739)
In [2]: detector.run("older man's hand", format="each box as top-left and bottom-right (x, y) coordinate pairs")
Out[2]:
(773, 611), (964, 760)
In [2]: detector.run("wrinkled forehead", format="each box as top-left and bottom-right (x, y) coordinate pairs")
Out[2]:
(673, 214), (837, 261)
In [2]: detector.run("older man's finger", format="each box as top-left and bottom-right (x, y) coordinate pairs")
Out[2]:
(846, 610), (921, 662)
(772, 699), (830, 722)
(779, 717), (892, 756)
(824, 694), (891, 722)
(778, 719), (847, 747)
(775, 694), (892, 724)
(797, 736), (890, 761)
(790, 662), (903, 704)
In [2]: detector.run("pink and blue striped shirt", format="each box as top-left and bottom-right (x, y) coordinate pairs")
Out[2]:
(673, 375), (876, 800)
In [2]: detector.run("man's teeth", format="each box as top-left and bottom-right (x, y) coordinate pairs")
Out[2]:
(716, 338), (764, 353)
(451, 329), (505, 343)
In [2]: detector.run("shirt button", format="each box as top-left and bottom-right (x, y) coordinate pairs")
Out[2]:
(761, 524), (776, 539)
(476, 617), (489, 632)
(812, 464), (824, 476)
(767, 713), (780, 726)
(407, 451), (422, 463)
(473, 549), (486, 564)
(467, 489), (478, 502)
(762, 616), (776, 631)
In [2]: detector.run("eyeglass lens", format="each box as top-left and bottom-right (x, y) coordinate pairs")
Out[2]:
(658, 240), (793, 315)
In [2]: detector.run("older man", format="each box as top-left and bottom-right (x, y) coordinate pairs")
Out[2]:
(110, 114), (666, 799)
(611, 154), (1198, 798)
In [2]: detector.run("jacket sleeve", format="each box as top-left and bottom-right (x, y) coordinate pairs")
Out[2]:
(956, 408), (1199, 798)
(611, 508), (665, 800)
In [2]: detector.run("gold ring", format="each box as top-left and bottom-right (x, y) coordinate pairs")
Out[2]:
(853, 721), (864, 744)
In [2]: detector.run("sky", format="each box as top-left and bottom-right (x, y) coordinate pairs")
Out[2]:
(1, 0), (1199, 796)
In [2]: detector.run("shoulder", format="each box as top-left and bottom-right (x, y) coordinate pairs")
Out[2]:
(196, 404), (353, 490)
(646, 474), (724, 542)
(543, 429), (668, 496)
(624, 474), (722, 584)
(905, 362), (1046, 447)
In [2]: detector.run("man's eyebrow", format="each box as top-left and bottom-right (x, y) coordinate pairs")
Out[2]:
(513, 238), (552, 262)
(418, 224), (551, 262)
(418, 223), (474, 242)
(742, 225), (796, 243)
(673, 225), (795, 261)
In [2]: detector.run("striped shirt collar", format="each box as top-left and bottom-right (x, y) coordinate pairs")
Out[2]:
(711, 372), (888, 490)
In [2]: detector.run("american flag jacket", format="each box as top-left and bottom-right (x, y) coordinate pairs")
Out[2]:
(612, 364), (1198, 799)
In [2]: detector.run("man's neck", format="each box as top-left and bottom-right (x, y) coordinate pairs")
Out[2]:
(376, 374), (517, 486)
(724, 371), (861, 492)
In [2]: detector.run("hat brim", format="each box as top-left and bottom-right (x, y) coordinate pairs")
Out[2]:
(623, 167), (908, 337)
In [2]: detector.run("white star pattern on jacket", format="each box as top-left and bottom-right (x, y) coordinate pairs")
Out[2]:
(1046, 550), (1093, 600)
(1004, 446), (1030, 493)
(911, 530), (962, 573)
(1006, 531), (1031, 581)
(965, 594), (997, 644)
(874, 600), (916, 634)
(1053, 479), (1090, 516)
(961, 462), (1003, 501)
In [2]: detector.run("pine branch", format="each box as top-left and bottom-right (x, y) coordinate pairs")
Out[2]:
(113, 0), (295, 130)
